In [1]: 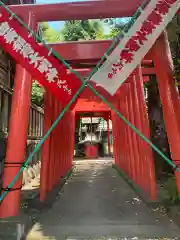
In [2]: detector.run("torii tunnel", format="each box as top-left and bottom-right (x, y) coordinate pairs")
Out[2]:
(0, 0), (180, 218)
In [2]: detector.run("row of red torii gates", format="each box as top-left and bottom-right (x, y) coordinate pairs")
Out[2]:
(0, 0), (180, 218)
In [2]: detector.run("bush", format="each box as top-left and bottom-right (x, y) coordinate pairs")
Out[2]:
(31, 81), (44, 107)
(164, 175), (179, 204)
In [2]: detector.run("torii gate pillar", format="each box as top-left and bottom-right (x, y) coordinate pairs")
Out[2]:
(153, 32), (180, 196)
(0, 12), (36, 218)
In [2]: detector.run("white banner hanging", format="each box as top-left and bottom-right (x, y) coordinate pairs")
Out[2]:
(90, 0), (180, 95)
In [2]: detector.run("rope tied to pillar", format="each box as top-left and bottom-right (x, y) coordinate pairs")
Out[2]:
(3, 162), (27, 168)
(1, 186), (22, 191)
(0, 162), (27, 190)
(0, 0), (179, 202)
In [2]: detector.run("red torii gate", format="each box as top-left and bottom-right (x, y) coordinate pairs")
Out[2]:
(2, 0), (180, 21)
(49, 40), (154, 116)
(0, 1), (180, 219)
(0, 0), (153, 21)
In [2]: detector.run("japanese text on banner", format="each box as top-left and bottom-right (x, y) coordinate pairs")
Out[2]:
(91, 0), (179, 95)
(0, 10), (81, 108)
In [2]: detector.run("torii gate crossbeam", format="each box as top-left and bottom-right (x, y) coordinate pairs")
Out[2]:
(49, 40), (152, 62)
(0, 0), (146, 21)
(3, 0), (180, 21)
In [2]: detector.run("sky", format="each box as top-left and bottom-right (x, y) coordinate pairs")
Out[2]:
(36, 0), (110, 33)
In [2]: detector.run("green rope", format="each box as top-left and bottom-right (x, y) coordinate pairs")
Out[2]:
(0, 0), (149, 80)
(0, 0), (179, 202)
(0, 80), (87, 201)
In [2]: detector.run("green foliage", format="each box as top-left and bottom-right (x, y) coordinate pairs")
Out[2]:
(93, 21), (105, 40)
(102, 18), (131, 39)
(164, 175), (179, 204)
(40, 22), (59, 43)
(60, 20), (105, 41)
(31, 81), (44, 107)
(167, 16), (180, 84)
(104, 28), (120, 39)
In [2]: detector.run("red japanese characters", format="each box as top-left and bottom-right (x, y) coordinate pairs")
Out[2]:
(0, 10), (82, 108)
(107, 0), (177, 79)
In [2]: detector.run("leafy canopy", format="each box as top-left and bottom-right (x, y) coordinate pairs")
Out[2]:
(39, 22), (59, 43)
(60, 20), (105, 41)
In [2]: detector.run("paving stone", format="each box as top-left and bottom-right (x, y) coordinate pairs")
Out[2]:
(26, 159), (180, 239)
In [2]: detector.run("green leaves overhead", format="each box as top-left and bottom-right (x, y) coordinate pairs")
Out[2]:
(60, 20), (105, 41)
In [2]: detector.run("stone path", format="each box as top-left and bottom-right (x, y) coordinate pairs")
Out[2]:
(26, 159), (180, 239)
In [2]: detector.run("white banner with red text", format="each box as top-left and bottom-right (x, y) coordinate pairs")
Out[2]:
(0, 9), (82, 109)
(90, 0), (180, 95)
